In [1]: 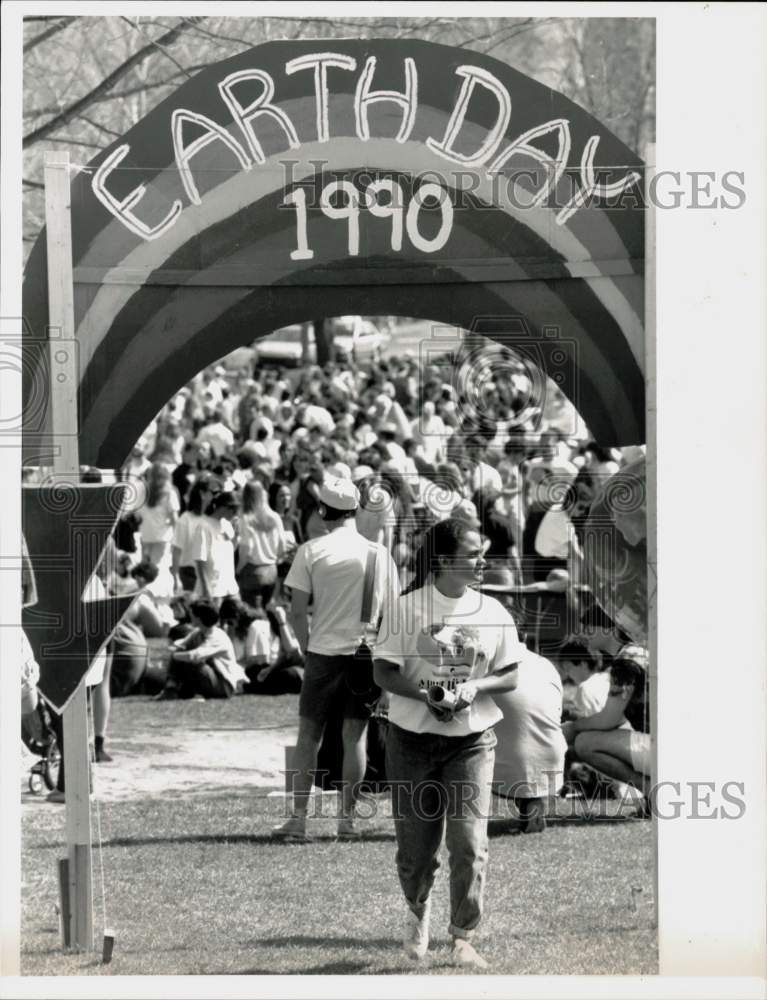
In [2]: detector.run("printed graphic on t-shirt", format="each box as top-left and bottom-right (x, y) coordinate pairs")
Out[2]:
(414, 623), (491, 695)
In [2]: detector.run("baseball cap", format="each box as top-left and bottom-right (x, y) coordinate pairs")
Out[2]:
(615, 644), (649, 670)
(319, 476), (359, 511)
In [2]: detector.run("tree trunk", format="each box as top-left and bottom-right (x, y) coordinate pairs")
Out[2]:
(314, 318), (333, 365)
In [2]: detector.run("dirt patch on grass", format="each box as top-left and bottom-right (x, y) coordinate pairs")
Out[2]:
(22, 695), (299, 806)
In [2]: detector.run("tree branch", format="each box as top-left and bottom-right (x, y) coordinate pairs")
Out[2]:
(23, 17), (202, 149)
(43, 135), (106, 150)
(24, 64), (211, 118)
(75, 113), (123, 138)
(121, 16), (192, 79)
(180, 18), (259, 50)
(23, 16), (78, 53)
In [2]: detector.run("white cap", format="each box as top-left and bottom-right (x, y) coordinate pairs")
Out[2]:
(352, 465), (374, 483)
(319, 476), (359, 511)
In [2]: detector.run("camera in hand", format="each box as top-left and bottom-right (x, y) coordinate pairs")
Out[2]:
(427, 685), (456, 710)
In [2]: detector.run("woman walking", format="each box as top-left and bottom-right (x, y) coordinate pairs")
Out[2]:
(374, 518), (526, 969)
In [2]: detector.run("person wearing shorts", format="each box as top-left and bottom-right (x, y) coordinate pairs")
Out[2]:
(563, 644), (651, 796)
(273, 476), (399, 841)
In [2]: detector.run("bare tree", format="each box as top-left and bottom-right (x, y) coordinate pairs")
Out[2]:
(21, 15), (654, 248)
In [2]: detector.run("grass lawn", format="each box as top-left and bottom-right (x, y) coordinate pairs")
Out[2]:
(21, 695), (657, 976)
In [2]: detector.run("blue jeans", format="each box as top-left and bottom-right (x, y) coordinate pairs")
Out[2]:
(385, 722), (497, 940)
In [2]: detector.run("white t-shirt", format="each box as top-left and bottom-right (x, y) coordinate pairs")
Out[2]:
(231, 620), (279, 666)
(493, 651), (566, 797)
(302, 404), (335, 435)
(571, 670), (611, 718)
(238, 514), (286, 567)
(176, 625), (246, 691)
(190, 516), (238, 599)
(285, 520), (400, 655)
(375, 583), (526, 736)
(197, 421), (235, 459)
(471, 461), (503, 495)
(138, 490), (179, 544)
(173, 511), (204, 567)
(534, 507), (572, 560)
(245, 620), (280, 664)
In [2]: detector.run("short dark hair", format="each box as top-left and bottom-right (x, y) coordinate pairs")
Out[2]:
(557, 641), (598, 670)
(130, 559), (159, 583)
(320, 503), (356, 522)
(611, 656), (647, 696)
(190, 600), (219, 628)
(207, 490), (238, 515)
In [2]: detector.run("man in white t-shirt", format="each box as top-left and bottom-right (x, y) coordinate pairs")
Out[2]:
(161, 600), (246, 699)
(197, 411), (235, 459)
(273, 477), (400, 842)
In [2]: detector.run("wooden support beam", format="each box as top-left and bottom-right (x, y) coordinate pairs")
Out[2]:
(44, 149), (94, 952)
(44, 150), (79, 476)
(57, 858), (70, 948)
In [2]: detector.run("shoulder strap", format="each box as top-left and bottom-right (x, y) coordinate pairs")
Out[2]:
(361, 544), (377, 625)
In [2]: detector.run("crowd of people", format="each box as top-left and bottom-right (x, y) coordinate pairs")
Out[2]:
(22, 322), (651, 966)
(99, 326), (647, 743)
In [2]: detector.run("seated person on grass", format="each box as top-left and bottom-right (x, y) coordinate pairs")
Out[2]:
(557, 640), (608, 719)
(158, 600), (247, 699)
(110, 560), (170, 697)
(562, 645), (651, 799)
(218, 596), (304, 695)
(556, 638), (638, 799)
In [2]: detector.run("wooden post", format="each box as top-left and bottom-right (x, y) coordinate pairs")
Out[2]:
(57, 858), (71, 948)
(644, 143), (658, 927)
(44, 149), (94, 952)
(44, 150), (79, 476)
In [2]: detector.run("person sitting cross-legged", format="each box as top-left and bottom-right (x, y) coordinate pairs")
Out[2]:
(157, 600), (247, 700)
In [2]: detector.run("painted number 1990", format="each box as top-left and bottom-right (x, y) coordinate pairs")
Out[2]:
(284, 179), (453, 261)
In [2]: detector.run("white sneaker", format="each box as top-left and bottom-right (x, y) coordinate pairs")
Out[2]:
(336, 819), (362, 840)
(451, 937), (489, 970)
(272, 816), (311, 842)
(403, 899), (431, 961)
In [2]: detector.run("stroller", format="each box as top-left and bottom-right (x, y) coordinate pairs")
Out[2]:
(21, 700), (61, 795)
